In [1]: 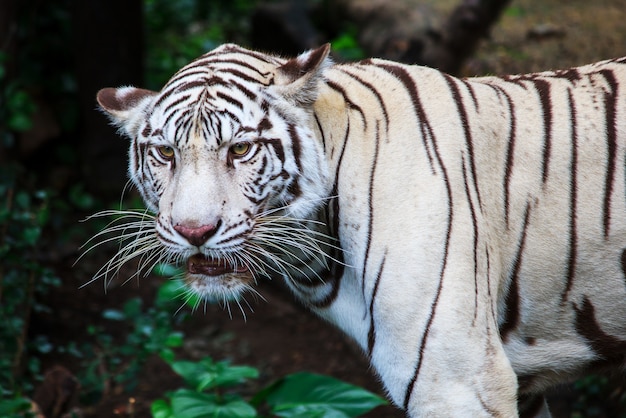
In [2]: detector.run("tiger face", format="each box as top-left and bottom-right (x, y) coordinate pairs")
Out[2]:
(96, 44), (333, 300)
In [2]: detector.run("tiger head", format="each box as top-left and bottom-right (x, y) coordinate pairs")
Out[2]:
(95, 44), (333, 301)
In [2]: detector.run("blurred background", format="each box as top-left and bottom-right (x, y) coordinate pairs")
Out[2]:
(1, 0), (625, 417)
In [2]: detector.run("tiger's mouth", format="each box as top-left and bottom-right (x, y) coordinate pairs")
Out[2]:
(186, 253), (249, 277)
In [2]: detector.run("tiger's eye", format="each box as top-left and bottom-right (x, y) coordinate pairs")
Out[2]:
(230, 142), (251, 157)
(157, 145), (175, 160)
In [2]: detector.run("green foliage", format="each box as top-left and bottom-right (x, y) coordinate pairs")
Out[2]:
(151, 356), (387, 418)
(144, 0), (258, 89)
(1, 0), (77, 149)
(571, 374), (626, 417)
(154, 264), (202, 309)
(0, 165), (59, 413)
(0, 396), (35, 418)
(72, 292), (186, 402)
(254, 372), (387, 418)
(331, 28), (366, 62)
(503, 5), (527, 18)
(0, 169), (53, 377)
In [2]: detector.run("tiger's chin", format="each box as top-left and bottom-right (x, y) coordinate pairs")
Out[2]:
(183, 254), (254, 300)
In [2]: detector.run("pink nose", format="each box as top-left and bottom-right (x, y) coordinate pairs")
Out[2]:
(173, 222), (220, 247)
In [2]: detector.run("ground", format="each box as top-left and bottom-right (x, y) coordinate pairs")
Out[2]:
(30, 0), (626, 417)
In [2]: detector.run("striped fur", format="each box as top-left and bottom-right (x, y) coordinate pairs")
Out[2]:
(96, 44), (626, 417)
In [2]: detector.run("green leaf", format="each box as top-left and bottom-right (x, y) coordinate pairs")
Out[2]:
(122, 298), (142, 317)
(198, 363), (259, 391)
(165, 331), (184, 348)
(0, 396), (33, 415)
(260, 372), (387, 418)
(159, 348), (175, 364)
(154, 263), (184, 277)
(171, 360), (202, 385)
(151, 399), (175, 418)
(170, 389), (257, 418)
(102, 309), (126, 321)
(157, 279), (185, 302)
(8, 111), (33, 132)
(21, 226), (41, 246)
(157, 278), (201, 309)
(68, 184), (95, 210)
(170, 358), (258, 391)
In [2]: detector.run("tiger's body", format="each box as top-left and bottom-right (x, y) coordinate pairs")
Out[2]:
(96, 44), (626, 417)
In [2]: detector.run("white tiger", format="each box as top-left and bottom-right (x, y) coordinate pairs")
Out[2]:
(94, 43), (626, 417)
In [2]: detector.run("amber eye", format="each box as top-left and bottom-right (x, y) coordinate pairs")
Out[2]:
(156, 145), (175, 160)
(229, 142), (251, 157)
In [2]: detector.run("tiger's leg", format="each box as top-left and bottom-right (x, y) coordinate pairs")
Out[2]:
(369, 257), (519, 416)
(400, 320), (519, 417)
(518, 394), (551, 418)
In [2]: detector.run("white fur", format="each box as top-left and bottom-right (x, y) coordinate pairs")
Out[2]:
(97, 46), (626, 417)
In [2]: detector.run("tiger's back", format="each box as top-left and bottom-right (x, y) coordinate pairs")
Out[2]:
(305, 55), (626, 415)
(96, 44), (626, 417)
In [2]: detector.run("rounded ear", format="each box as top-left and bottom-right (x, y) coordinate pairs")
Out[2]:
(272, 44), (332, 106)
(96, 87), (157, 137)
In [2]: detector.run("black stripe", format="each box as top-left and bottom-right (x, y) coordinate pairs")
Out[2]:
(162, 94), (191, 122)
(309, 118), (351, 309)
(257, 117), (273, 133)
(561, 89), (578, 303)
(172, 77), (216, 93)
(460, 78), (480, 111)
(231, 79), (257, 101)
(499, 87), (516, 227)
(461, 154), (480, 325)
(314, 114), (326, 149)
(213, 45), (278, 66)
(499, 202), (531, 342)
(135, 141), (144, 180)
(486, 247), (496, 321)
(403, 137), (453, 411)
(533, 79), (553, 185)
(361, 121), (381, 304)
(599, 69), (619, 238)
(222, 67), (269, 85)
(216, 91), (243, 110)
(173, 117), (193, 146)
(287, 124), (302, 171)
(162, 68), (210, 91)
(375, 63), (435, 171)
(574, 296), (626, 359)
(367, 253), (386, 356)
(215, 109), (241, 126)
(337, 68), (390, 132)
(553, 68), (582, 82)
(155, 78), (210, 109)
(374, 62), (455, 410)
(444, 74), (483, 208)
(208, 57), (273, 77)
(325, 80), (366, 128)
(259, 137), (285, 163)
(141, 122), (152, 137)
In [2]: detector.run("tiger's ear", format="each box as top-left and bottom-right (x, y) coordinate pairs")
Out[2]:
(272, 44), (332, 106)
(96, 87), (157, 138)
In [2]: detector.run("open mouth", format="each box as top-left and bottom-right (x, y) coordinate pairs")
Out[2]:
(187, 254), (249, 277)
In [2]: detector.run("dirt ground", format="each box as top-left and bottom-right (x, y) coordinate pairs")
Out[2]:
(31, 0), (626, 417)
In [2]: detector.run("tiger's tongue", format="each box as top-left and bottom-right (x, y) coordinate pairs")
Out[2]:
(187, 254), (246, 276)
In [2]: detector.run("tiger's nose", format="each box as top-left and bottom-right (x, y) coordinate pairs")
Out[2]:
(173, 221), (221, 247)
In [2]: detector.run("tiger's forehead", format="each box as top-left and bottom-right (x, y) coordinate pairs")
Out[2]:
(156, 44), (280, 109)
(143, 47), (284, 147)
